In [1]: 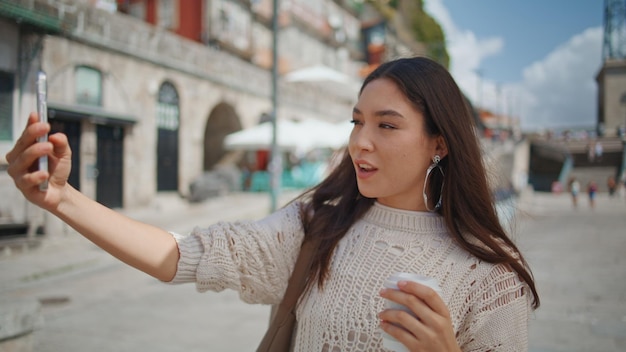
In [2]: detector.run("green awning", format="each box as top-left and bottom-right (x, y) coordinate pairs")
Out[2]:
(48, 102), (138, 126)
(0, 1), (63, 33)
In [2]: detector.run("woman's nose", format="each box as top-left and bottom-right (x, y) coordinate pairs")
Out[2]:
(350, 126), (374, 151)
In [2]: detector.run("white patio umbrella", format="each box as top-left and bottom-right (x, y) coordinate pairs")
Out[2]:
(224, 120), (314, 153)
(283, 64), (351, 84)
(297, 119), (353, 149)
(224, 119), (353, 153)
(283, 65), (361, 101)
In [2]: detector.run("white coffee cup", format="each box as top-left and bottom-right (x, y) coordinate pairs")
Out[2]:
(381, 272), (442, 352)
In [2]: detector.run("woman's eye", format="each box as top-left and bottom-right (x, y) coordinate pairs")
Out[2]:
(379, 123), (396, 129)
(350, 119), (362, 126)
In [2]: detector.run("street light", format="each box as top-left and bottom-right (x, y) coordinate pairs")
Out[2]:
(618, 92), (626, 186)
(269, 0), (280, 212)
(618, 92), (626, 142)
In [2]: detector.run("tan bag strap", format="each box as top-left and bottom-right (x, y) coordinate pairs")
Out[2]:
(279, 239), (318, 309)
(256, 238), (319, 351)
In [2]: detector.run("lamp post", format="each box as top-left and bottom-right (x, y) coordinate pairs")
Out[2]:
(269, 0), (281, 212)
(620, 92), (626, 185)
(620, 92), (626, 139)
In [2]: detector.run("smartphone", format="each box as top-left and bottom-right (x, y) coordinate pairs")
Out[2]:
(36, 70), (49, 191)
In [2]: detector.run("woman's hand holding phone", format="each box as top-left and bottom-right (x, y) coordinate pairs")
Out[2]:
(6, 71), (73, 211)
(5, 112), (73, 212)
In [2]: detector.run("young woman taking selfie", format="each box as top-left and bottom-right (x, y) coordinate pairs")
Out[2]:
(7, 56), (539, 351)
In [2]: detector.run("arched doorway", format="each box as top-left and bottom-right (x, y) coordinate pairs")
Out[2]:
(156, 81), (180, 191)
(203, 102), (242, 170)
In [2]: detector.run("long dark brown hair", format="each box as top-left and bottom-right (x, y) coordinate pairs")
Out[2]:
(297, 56), (539, 309)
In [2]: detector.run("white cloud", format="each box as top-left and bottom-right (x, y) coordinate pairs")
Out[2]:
(517, 27), (603, 131)
(424, 0), (504, 110)
(424, 0), (603, 132)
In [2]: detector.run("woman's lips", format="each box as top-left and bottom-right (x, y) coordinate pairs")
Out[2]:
(355, 161), (378, 178)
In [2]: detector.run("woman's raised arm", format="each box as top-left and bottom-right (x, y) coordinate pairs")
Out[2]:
(6, 113), (180, 282)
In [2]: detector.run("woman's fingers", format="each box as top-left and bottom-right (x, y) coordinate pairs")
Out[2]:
(397, 281), (450, 319)
(5, 112), (57, 199)
(379, 312), (430, 351)
(5, 113), (48, 163)
(381, 281), (448, 327)
(379, 281), (456, 350)
(7, 139), (50, 179)
(379, 286), (434, 341)
(49, 132), (70, 160)
(47, 132), (71, 187)
(7, 145), (51, 195)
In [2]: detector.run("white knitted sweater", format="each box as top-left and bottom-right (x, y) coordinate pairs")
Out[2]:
(170, 201), (531, 351)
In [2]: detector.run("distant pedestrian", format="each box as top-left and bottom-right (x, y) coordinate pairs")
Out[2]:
(551, 181), (563, 194)
(607, 176), (617, 197)
(587, 142), (595, 163)
(594, 141), (603, 163)
(587, 180), (598, 208)
(569, 177), (581, 208)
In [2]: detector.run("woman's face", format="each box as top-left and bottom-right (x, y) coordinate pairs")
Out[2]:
(348, 78), (444, 211)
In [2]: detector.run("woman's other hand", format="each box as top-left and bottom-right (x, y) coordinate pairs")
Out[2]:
(6, 112), (72, 211)
(379, 280), (461, 352)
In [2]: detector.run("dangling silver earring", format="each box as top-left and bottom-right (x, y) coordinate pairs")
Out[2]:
(423, 155), (445, 212)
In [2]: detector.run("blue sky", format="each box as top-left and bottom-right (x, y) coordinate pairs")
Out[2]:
(425, 0), (605, 131)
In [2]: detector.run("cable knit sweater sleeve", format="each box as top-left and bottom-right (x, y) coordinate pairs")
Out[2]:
(166, 201), (305, 305)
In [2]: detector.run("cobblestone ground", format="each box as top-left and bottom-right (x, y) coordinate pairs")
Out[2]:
(517, 192), (626, 352)
(0, 190), (624, 351)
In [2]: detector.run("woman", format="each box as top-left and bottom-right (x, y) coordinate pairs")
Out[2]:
(6, 57), (538, 351)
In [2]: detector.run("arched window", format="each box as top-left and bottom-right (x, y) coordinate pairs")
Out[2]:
(156, 82), (179, 130)
(156, 81), (180, 191)
(75, 66), (102, 106)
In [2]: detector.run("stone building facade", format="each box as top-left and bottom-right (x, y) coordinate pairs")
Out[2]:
(0, 0), (423, 235)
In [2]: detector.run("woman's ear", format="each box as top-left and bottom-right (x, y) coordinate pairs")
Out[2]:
(435, 135), (448, 159)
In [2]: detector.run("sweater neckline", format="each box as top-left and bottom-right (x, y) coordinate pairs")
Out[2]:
(362, 202), (447, 233)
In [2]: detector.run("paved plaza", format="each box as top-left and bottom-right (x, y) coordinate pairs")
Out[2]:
(0, 190), (625, 351)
